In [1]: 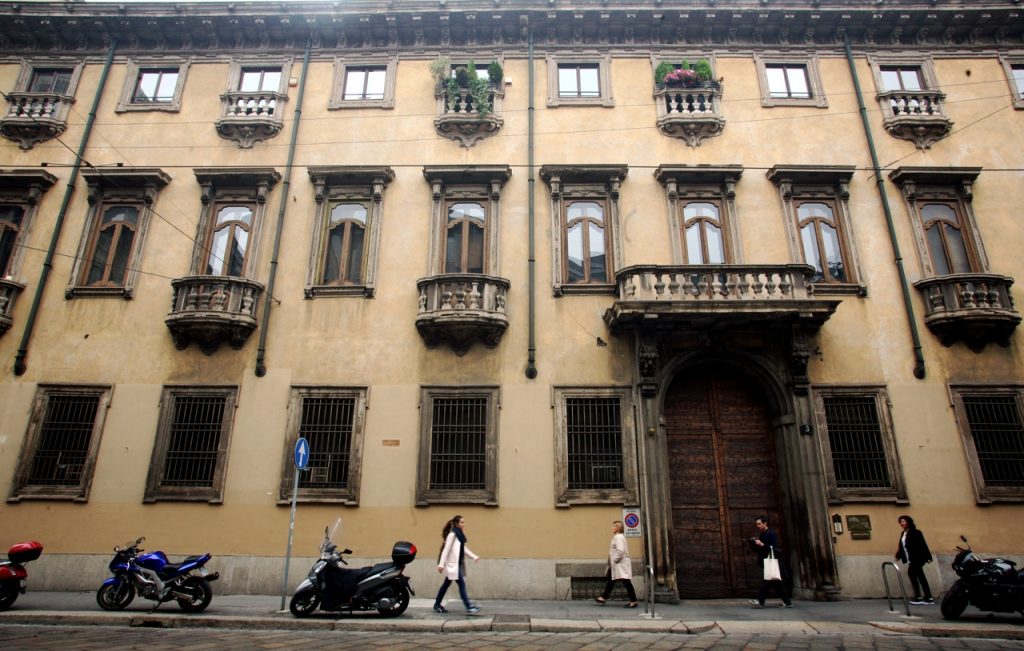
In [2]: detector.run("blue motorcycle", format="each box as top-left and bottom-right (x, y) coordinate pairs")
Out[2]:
(96, 537), (219, 612)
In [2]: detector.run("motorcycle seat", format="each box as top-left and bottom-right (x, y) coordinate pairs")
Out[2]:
(354, 562), (394, 582)
(160, 556), (206, 575)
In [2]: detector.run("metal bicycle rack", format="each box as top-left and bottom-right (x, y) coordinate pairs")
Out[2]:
(881, 561), (912, 617)
(640, 565), (660, 619)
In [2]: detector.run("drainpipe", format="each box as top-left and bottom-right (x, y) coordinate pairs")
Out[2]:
(13, 41), (117, 376)
(844, 40), (926, 380)
(525, 29), (538, 380)
(255, 39), (311, 377)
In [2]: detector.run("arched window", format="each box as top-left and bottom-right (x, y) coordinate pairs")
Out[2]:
(0, 205), (25, 276)
(206, 205), (253, 276)
(445, 202), (486, 274)
(565, 201), (607, 283)
(84, 205), (139, 286)
(322, 203), (367, 285)
(682, 201), (725, 264)
(921, 203), (972, 275)
(797, 201), (846, 283)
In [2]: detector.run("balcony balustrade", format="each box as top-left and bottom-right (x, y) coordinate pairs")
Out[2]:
(879, 89), (952, 149)
(914, 273), (1020, 351)
(604, 264), (839, 331)
(165, 275), (264, 354)
(433, 84), (503, 148)
(654, 82), (725, 147)
(1, 92), (74, 149)
(416, 273), (510, 355)
(214, 90), (286, 148)
(0, 278), (25, 338)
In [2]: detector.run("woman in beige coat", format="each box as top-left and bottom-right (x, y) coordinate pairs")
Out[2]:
(595, 520), (638, 608)
(433, 514), (481, 614)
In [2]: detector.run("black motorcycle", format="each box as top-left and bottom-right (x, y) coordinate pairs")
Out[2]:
(289, 522), (416, 618)
(941, 535), (1024, 620)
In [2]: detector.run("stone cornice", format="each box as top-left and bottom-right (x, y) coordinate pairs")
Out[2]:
(0, 1), (1022, 54)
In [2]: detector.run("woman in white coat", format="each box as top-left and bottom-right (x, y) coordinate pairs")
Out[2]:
(595, 520), (638, 608)
(433, 514), (481, 614)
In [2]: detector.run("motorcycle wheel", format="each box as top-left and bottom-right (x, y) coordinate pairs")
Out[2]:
(289, 587), (320, 618)
(96, 581), (136, 611)
(377, 585), (411, 618)
(0, 584), (18, 611)
(940, 582), (969, 620)
(177, 577), (213, 613)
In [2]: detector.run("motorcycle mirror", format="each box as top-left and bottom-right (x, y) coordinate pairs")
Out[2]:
(960, 535), (968, 543)
(136, 536), (145, 545)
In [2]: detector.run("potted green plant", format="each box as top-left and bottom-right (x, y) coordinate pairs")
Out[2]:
(657, 58), (718, 89)
(487, 60), (504, 87)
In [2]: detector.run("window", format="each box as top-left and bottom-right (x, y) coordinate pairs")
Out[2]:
(1000, 57), (1024, 109)
(189, 168), (280, 279)
(329, 57), (397, 109)
(145, 386), (237, 503)
(546, 54), (614, 107)
(0, 171), (56, 283)
(9, 385), (111, 502)
(0, 205), (25, 277)
(655, 165), (743, 267)
(888, 167), (988, 278)
(1013, 65), (1024, 98)
(553, 387), (638, 506)
(67, 169), (170, 299)
(116, 60), (189, 112)
(306, 166), (394, 298)
(767, 166), (864, 294)
(541, 165), (628, 295)
(880, 66), (924, 92)
(951, 386), (1024, 503)
(416, 386), (499, 506)
(28, 68), (72, 94)
(279, 387), (367, 504)
(869, 56), (950, 148)
(754, 53), (827, 108)
(445, 202), (486, 274)
(240, 67), (281, 93)
(813, 387), (907, 503)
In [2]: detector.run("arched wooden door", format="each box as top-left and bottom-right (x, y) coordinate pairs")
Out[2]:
(665, 363), (783, 598)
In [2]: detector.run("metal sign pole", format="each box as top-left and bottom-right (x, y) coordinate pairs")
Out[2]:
(280, 437), (309, 611)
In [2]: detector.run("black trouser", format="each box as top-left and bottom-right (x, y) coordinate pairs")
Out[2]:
(756, 577), (792, 605)
(601, 577), (637, 602)
(907, 562), (932, 600)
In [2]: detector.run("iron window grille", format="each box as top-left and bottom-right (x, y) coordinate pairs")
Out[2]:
(951, 387), (1024, 502)
(9, 385), (111, 502)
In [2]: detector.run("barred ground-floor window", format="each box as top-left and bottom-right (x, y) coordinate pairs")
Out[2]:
(950, 385), (1024, 503)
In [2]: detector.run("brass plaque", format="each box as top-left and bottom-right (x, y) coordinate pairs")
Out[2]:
(382, 439), (400, 447)
(846, 514), (872, 540)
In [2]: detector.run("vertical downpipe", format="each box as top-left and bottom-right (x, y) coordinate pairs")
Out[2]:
(844, 40), (926, 380)
(255, 39), (311, 377)
(13, 41), (117, 376)
(525, 29), (538, 380)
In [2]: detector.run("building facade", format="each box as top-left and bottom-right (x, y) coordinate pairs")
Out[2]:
(0, 0), (1022, 601)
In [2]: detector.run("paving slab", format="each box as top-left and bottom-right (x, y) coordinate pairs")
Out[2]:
(598, 617), (680, 633)
(530, 618), (603, 633)
(677, 620), (717, 634)
(716, 620), (820, 635)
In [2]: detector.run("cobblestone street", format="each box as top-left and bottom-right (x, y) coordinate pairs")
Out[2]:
(4, 625), (1024, 650)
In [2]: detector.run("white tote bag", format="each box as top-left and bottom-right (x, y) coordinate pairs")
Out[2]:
(763, 548), (782, 582)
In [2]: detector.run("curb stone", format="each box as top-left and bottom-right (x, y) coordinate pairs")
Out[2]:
(530, 618), (603, 633)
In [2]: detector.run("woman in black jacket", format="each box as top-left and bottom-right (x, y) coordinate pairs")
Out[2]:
(895, 515), (934, 604)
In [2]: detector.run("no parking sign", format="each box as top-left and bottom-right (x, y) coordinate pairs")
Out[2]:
(622, 508), (642, 537)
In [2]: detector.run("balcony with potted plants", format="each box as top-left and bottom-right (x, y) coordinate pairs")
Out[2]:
(431, 58), (504, 148)
(654, 59), (725, 148)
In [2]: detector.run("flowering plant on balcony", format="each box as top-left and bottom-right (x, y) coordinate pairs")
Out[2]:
(655, 59), (718, 89)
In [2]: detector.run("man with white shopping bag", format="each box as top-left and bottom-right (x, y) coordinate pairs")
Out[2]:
(748, 515), (793, 608)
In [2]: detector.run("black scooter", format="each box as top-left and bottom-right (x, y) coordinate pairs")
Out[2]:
(941, 535), (1024, 620)
(289, 522), (416, 618)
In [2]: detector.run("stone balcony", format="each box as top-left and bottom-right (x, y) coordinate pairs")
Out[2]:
(914, 273), (1020, 351)
(879, 89), (952, 149)
(0, 92), (75, 150)
(0, 278), (25, 338)
(165, 275), (264, 354)
(433, 84), (503, 148)
(214, 90), (286, 148)
(654, 82), (725, 148)
(416, 273), (510, 355)
(603, 264), (839, 332)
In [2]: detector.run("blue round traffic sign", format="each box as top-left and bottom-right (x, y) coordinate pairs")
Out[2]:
(624, 513), (640, 529)
(294, 437), (310, 470)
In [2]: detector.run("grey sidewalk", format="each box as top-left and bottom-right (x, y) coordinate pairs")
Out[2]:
(2, 592), (1023, 640)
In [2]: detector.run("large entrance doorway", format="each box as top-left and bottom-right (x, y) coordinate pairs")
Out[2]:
(665, 363), (783, 598)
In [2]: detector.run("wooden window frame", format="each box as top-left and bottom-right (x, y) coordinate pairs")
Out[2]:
(116, 58), (190, 113)
(754, 52), (827, 108)
(144, 386), (238, 504)
(950, 385), (1024, 504)
(278, 386), (367, 505)
(541, 165), (627, 296)
(305, 166), (394, 298)
(553, 386), (638, 507)
(888, 167), (988, 279)
(999, 56), (1024, 110)
(203, 202), (256, 277)
(443, 200), (489, 274)
(8, 384), (112, 503)
(812, 385), (908, 505)
(416, 386), (499, 506)
(546, 54), (614, 108)
(0, 171), (56, 281)
(655, 165), (744, 266)
(329, 56), (397, 109)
